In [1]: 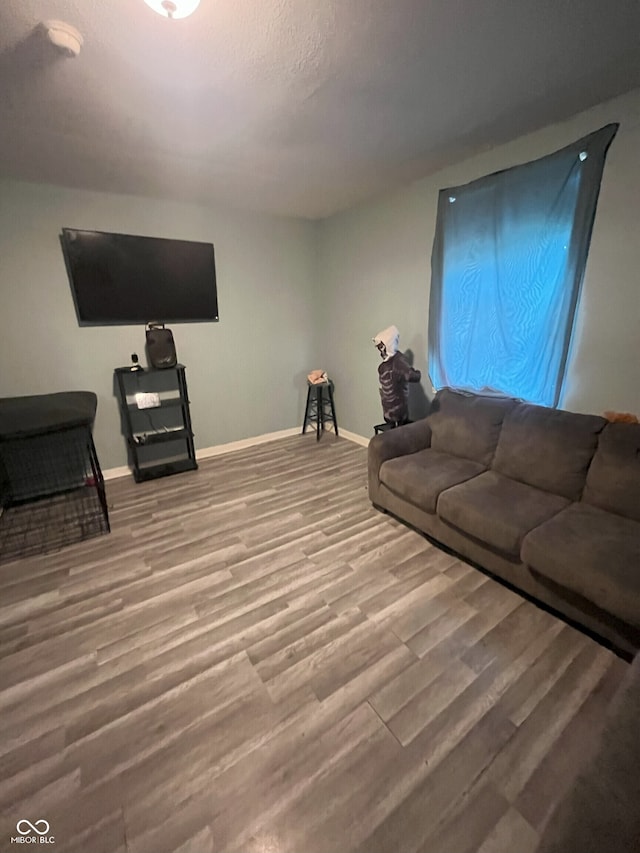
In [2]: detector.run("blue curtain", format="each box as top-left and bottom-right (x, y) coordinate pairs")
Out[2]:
(428, 124), (618, 407)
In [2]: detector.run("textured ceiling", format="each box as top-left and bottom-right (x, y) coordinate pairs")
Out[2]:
(0, 0), (639, 218)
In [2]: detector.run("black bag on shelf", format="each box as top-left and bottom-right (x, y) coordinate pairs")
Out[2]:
(145, 323), (177, 369)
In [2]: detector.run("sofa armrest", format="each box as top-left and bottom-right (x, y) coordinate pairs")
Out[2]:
(535, 654), (640, 853)
(368, 419), (432, 504)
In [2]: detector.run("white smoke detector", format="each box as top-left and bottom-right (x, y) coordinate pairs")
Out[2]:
(43, 20), (83, 58)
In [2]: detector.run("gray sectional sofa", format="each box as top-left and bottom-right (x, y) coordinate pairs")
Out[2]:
(368, 388), (640, 656)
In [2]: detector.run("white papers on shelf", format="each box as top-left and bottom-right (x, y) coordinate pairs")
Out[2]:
(135, 392), (161, 409)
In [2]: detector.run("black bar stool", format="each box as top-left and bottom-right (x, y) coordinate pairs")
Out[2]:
(302, 380), (338, 441)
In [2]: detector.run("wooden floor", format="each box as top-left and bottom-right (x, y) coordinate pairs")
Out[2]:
(0, 436), (628, 853)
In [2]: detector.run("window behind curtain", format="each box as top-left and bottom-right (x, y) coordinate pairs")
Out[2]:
(428, 124), (618, 408)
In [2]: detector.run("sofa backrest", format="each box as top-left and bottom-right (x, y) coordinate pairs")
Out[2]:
(492, 402), (606, 500)
(582, 423), (640, 522)
(428, 388), (517, 467)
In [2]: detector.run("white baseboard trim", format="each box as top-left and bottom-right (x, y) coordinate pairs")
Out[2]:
(338, 428), (370, 448)
(102, 425), (370, 481)
(196, 427), (300, 460)
(103, 464), (133, 482)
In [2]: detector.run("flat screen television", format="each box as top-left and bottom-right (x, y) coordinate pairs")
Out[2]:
(61, 228), (219, 325)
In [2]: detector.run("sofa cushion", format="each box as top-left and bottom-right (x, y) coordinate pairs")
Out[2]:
(492, 402), (606, 501)
(521, 503), (640, 628)
(437, 470), (569, 556)
(379, 449), (485, 514)
(583, 423), (640, 522)
(428, 388), (516, 467)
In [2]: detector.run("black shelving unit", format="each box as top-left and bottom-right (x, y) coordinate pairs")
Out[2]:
(114, 364), (198, 482)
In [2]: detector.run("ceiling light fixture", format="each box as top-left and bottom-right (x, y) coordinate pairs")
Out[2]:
(143, 0), (201, 19)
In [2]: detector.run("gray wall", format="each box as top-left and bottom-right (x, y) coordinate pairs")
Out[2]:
(0, 181), (317, 468)
(318, 87), (640, 438)
(2, 87), (639, 469)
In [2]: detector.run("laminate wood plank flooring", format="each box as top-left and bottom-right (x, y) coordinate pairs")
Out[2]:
(0, 435), (628, 853)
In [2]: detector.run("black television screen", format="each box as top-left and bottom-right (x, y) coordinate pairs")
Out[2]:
(61, 228), (219, 325)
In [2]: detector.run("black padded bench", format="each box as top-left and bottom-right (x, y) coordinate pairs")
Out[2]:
(0, 392), (110, 561)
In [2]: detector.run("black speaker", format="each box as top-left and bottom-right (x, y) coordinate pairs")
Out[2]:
(145, 323), (177, 369)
